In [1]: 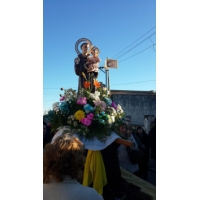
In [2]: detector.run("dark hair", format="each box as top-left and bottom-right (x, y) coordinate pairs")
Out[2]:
(137, 126), (143, 130)
(80, 43), (88, 49)
(136, 126), (147, 135)
(119, 122), (127, 129)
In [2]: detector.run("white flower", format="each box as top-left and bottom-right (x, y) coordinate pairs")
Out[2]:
(68, 115), (74, 120)
(108, 106), (117, 116)
(94, 91), (100, 97)
(90, 93), (100, 101)
(102, 87), (107, 91)
(52, 102), (60, 111)
(111, 116), (115, 123)
(107, 115), (113, 124)
(117, 105), (122, 110)
(73, 122), (78, 127)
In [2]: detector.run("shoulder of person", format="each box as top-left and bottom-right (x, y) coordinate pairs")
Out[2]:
(81, 186), (104, 199)
(128, 134), (137, 143)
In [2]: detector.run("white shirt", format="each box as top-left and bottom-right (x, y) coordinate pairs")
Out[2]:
(44, 175), (104, 200)
(118, 134), (139, 173)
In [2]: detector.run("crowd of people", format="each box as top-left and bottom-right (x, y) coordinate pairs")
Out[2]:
(117, 120), (156, 181)
(43, 118), (156, 200)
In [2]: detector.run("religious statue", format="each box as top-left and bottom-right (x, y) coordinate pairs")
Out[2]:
(74, 38), (100, 93)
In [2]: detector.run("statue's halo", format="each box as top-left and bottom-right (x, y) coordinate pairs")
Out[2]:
(75, 38), (93, 54)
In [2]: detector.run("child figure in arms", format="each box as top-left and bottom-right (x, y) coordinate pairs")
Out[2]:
(86, 46), (101, 77)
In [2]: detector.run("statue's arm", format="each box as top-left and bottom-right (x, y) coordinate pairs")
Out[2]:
(74, 57), (81, 76)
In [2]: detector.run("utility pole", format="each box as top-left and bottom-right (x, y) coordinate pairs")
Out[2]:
(99, 57), (118, 92)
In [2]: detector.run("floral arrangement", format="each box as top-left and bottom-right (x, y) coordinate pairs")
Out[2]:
(44, 73), (125, 142)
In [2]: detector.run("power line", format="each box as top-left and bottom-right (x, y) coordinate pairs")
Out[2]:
(112, 26), (156, 59)
(43, 88), (61, 89)
(115, 32), (156, 59)
(43, 87), (77, 90)
(149, 37), (156, 52)
(118, 44), (156, 63)
(111, 80), (156, 86)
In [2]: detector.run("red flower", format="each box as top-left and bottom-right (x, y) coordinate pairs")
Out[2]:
(84, 81), (91, 89)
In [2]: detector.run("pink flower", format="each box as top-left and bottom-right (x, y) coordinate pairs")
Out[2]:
(77, 97), (87, 105)
(60, 96), (65, 102)
(80, 118), (92, 126)
(87, 113), (94, 120)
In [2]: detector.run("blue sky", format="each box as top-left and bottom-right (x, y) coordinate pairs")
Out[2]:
(43, 0), (156, 112)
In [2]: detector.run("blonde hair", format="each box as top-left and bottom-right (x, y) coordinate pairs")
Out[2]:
(43, 134), (85, 183)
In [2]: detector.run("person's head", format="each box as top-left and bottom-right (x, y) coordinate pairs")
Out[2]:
(81, 43), (89, 55)
(136, 127), (146, 137)
(119, 123), (127, 135)
(91, 46), (100, 57)
(43, 134), (86, 183)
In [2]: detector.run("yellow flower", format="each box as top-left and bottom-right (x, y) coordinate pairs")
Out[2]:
(74, 110), (85, 121)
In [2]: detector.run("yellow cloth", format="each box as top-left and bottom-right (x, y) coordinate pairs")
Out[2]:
(82, 150), (107, 195)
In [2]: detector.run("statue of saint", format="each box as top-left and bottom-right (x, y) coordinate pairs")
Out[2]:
(74, 39), (100, 93)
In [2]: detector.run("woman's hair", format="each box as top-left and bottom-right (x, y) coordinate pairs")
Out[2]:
(43, 134), (86, 183)
(136, 126), (147, 135)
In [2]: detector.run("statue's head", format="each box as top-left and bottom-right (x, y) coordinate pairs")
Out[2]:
(91, 46), (100, 57)
(80, 43), (89, 54)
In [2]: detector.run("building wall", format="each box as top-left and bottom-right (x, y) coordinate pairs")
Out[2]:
(111, 92), (156, 126)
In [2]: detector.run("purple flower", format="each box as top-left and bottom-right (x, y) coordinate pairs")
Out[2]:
(111, 102), (117, 110)
(87, 113), (94, 120)
(80, 118), (92, 126)
(60, 96), (65, 102)
(77, 97), (87, 105)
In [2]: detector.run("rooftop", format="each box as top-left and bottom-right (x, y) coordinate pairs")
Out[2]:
(110, 90), (156, 95)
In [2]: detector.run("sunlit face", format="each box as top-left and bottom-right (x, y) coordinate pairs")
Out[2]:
(91, 49), (99, 57)
(81, 43), (89, 54)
